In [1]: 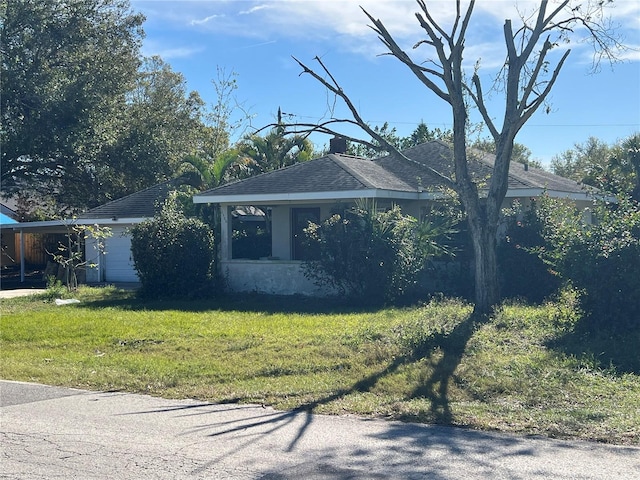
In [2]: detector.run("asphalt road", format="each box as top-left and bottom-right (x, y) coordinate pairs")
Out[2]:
(1, 380), (638, 479)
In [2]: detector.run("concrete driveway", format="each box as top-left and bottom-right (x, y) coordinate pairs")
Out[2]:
(0, 288), (46, 299)
(1, 380), (638, 479)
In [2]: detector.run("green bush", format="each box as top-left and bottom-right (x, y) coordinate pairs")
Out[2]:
(536, 194), (640, 331)
(130, 193), (215, 298)
(498, 200), (560, 303)
(303, 201), (454, 304)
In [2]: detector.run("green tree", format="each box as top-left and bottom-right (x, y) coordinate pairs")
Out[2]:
(96, 56), (209, 205)
(1, 0), (144, 202)
(176, 68), (254, 191)
(349, 121), (452, 157)
(550, 134), (640, 200)
(550, 136), (612, 185)
(600, 133), (640, 201)
(235, 125), (313, 178)
(471, 138), (542, 169)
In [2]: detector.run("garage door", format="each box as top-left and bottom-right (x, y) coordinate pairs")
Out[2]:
(104, 226), (139, 283)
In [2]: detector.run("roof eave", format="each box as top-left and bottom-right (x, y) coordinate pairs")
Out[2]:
(194, 189), (444, 205)
(504, 188), (597, 201)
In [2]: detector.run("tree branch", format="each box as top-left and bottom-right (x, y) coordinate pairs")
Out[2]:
(289, 55), (456, 190)
(518, 48), (571, 129)
(362, 7), (451, 104)
(467, 75), (498, 140)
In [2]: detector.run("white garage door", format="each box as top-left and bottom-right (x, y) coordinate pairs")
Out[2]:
(104, 226), (139, 283)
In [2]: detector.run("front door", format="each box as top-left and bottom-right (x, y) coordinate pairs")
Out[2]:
(291, 207), (320, 261)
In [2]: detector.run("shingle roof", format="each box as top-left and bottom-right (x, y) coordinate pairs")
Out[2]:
(195, 140), (588, 203)
(197, 155), (372, 197)
(77, 180), (175, 220)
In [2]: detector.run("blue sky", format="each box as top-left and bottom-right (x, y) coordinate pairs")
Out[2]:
(132, 0), (640, 166)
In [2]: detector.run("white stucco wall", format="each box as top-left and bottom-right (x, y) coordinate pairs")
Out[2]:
(220, 260), (334, 296)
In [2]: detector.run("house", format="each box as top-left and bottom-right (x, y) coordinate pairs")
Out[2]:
(3, 180), (178, 284)
(193, 140), (594, 296)
(3, 141), (594, 293)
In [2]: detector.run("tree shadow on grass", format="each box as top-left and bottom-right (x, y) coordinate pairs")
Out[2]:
(406, 312), (485, 424)
(546, 324), (640, 375)
(78, 290), (383, 315)
(186, 309), (485, 448)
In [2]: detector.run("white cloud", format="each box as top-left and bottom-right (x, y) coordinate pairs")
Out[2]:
(137, 0), (639, 67)
(190, 14), (224, 26)
(239, 4), (271, 15)
(141, 40), (204, 60)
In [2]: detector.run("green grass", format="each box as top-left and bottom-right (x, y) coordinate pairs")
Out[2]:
(1, 286), (638, 445)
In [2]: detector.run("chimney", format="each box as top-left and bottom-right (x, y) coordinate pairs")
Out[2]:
(329, 136), (347, 154)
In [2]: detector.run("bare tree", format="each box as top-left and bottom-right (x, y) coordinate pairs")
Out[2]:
(271, 0), (623, 314)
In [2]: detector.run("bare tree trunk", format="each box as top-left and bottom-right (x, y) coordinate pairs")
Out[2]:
(467, 214), (499, 314)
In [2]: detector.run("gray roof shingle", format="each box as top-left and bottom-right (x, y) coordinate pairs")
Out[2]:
(77, 180), (176, 220)
(195, 140), (588, 202)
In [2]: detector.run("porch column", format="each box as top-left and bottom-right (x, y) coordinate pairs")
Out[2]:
(219, 205), (232, 261)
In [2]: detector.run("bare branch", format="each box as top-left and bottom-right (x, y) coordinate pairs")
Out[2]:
(290, 55), (456, 189)
(257, 120), (384, 153)
(362, 7), (450, 103)
(467, 75), (498, 140)
(456, 0), (475, 49)
(518, 48), (571, 129)
(518, 37), (558, 115)
(416, 0), (452, 47)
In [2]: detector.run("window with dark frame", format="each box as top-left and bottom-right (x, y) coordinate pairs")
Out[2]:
(291, 207), (320, 261)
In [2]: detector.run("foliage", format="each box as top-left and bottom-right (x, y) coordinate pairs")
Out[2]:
(130, 192), (215, 298)
(234, 124), (313, 178)
(303, 201), (455, 304)
(40, 276), (67, 301)
(550, 136), (614, 187)
(348, 122), (452, 158)
(95, 56), (210, 205)
(549, 133), (640, 201)
(606, 133), (640, 201)
(1, 2), (218, 213)
(176, 68), (254, 192)
(1, 0), (144, 208)
(471, 138), (542, 169)
(47, 222), (112, 292)
(535, 194), (640, 331)
(498, 200), (560, 303)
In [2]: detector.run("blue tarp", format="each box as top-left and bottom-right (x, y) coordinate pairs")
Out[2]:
(0, 213), (17, 225)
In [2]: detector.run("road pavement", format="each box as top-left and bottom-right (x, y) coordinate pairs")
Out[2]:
(1, 380), (639, 479)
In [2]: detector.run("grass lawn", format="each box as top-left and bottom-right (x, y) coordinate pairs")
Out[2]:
(1, 286), (638, 445)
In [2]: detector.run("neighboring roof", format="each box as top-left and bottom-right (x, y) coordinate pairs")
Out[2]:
(195, 140), (590, 204)
(77, 180), (176, 220)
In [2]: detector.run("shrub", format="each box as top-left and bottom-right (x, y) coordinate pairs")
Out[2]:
(303, 201), (454, 304)
(130, 193), (215, 298)
(498, 200), (560, 303)
(536, 194), (640, 331)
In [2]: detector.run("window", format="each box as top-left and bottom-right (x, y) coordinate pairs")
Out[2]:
(231, 206), (271, 259)
(291, 207), (320, 261)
